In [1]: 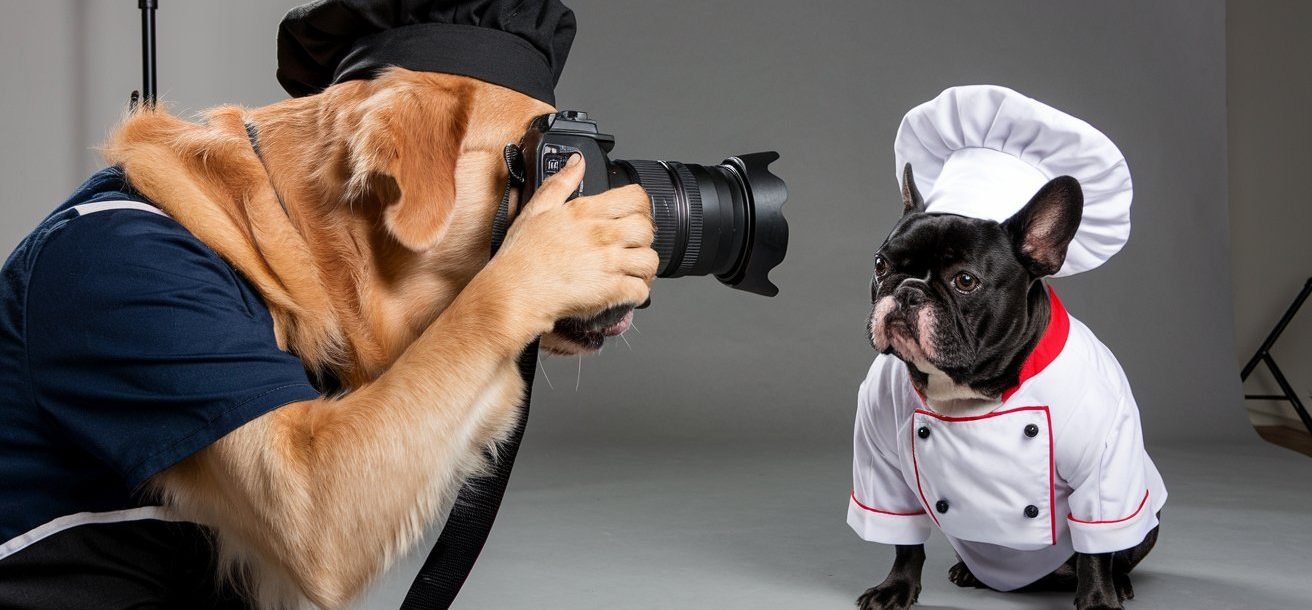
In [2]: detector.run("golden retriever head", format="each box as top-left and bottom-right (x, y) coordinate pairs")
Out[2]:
(105, 68), (631, 383)
(331, 69), (638, 361)
(337, 71), (639, 364)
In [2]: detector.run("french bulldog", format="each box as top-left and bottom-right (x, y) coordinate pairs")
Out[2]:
(856, 164), (1159, 610)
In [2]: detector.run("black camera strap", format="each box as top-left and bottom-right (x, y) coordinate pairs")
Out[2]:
(489, 143), (526, 254)
(401, 144), (532, 610)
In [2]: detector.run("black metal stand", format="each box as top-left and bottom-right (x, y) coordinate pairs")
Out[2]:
(128, 0), (158, 111)
(1241, 276), (1312, 434)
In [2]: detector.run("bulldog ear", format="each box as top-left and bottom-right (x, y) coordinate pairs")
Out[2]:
(901, 163), (925, 216)
(344, 83), (471, 251)
(1002, 176), (1083, 277)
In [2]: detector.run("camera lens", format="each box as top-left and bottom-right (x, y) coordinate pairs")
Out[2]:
(611, 152), (788, 296)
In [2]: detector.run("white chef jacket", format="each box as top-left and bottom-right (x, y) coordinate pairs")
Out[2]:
(848, 288), (1166, 591)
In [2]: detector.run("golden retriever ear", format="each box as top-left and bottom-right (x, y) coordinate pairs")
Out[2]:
(345, 83), (471, 251)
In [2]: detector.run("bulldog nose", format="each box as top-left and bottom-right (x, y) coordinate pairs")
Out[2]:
(895, 273), (932, 308)
(896, 285), (927, 308)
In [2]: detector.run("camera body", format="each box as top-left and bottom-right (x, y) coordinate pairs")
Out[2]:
(518, 110), (789, 297)
(520, 110), (620, 200)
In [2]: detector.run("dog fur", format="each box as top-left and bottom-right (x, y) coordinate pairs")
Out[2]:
(101, 68), (656, 608)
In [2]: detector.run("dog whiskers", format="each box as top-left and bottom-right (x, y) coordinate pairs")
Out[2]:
(619, 331), (633, 350)
(575, 355), (583, 392)
(537, 358), (553, 390)
(628, 320), (640, 334)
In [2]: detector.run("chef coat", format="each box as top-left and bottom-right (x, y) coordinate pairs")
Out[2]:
(848, 287), (1166, 591)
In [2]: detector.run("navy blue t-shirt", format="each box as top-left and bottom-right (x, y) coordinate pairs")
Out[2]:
(0, 168), (321, 606)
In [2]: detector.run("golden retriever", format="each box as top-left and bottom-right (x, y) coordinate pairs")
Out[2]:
(102, 67), (656, 608)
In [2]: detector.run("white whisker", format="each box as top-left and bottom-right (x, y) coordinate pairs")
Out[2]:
(575, 354), (583, 392)
(537, 358), (553, 390)
(629, 320), (641, 334)
(619, 331), (633, 350)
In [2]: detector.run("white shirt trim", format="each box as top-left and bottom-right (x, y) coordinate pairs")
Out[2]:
(72, 200), (167, 217)
(0, 506), (185, 561)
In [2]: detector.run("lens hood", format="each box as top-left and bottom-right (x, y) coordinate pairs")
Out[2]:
(715, 152), (789, 297)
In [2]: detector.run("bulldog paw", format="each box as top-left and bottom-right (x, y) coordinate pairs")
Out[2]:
(1074, 590), (1124, 610)
(1113, 571), (1135, 601)
(856, 579), (920, 610)
(947, 561), (984, 588)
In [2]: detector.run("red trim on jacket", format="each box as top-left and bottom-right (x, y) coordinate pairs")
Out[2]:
(914, 405), (1048, 423)
(1068, 490), (1151, 525)
(849, 489), (928, 517)
(1045, 407), (1055, 544)
(910, 419), (939, 527)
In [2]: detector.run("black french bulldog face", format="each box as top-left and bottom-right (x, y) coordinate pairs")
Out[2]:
(867, 163), (1083, 395)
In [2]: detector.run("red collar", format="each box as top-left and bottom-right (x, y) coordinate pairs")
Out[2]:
(999, 285), (1070, 402)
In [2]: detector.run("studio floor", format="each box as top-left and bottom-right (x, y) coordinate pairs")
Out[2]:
(358, 437), (1312, 609)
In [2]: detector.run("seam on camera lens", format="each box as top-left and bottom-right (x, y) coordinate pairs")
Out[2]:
(660, 161), (701, 277)
(621, 159), (682, 276)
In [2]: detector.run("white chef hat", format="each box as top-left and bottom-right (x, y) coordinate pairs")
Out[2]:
(894, 85), (1132, 277)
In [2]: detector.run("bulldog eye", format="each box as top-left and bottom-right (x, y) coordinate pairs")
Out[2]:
(952, 271), (980, 293)
(874, 255), (891, 279)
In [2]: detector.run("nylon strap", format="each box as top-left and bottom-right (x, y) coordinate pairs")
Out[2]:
(400, 143), (531, 609)
(489, 143), (526, 253)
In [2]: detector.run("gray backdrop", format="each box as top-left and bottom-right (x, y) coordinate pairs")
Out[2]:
(0, 0), (1244, 448)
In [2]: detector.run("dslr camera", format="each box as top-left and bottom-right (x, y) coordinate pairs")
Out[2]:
(518, 111), (789, 297)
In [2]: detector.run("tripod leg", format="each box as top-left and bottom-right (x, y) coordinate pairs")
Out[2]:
(1241, 278), (1311, 381)
(1264, 355), (1312, 435)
